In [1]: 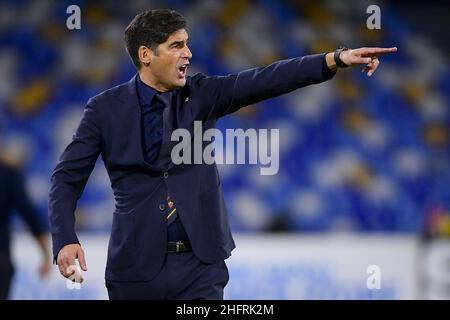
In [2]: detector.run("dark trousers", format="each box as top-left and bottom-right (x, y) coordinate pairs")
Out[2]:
(0, 253), (14, 300)
(106, 252), (229, 300)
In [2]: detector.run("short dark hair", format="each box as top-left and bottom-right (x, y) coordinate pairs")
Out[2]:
(124, 9), (187, 69)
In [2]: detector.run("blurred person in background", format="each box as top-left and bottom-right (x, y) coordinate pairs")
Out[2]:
(49, 9), (397, 300)
(0, 132), (51, 300)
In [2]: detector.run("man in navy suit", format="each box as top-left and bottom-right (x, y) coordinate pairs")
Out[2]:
(49, 9), (397, 299)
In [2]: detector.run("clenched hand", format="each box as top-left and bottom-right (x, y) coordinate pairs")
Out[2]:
(56, 243), (87, 283)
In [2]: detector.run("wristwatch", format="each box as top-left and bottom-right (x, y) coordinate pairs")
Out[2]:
(334, 46), (350, 68)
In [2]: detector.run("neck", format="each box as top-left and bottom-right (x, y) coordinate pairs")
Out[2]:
(138, 69), (170, 92)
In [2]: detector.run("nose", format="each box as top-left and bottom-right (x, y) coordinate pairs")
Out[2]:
(183, 45), (192, 60)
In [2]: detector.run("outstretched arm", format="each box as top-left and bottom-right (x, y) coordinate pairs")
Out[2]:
(193, 47), (397, 119)
(193, 53), (335, 119)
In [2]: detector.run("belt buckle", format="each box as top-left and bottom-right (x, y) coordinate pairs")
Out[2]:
(176, 241), (182, 253)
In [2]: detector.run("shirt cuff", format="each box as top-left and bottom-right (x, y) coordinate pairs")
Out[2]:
(321, 53), (337, 80)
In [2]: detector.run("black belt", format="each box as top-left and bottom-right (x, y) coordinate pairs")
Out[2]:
(167, 241), (192, 253)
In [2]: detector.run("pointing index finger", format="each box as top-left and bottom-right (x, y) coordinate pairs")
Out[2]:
(363, 47), (398, 56)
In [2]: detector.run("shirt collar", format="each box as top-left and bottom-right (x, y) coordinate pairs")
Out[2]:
(136, 73), (157, 106)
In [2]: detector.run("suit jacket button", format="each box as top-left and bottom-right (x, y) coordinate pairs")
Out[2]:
(159, 204), (166, 211)
(163, 172), (169, 179)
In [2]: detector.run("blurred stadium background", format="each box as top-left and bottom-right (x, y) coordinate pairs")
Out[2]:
(0, 0), (449, 299)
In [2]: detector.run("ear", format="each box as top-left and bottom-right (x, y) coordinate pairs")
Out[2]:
(138, 45), (152, 67)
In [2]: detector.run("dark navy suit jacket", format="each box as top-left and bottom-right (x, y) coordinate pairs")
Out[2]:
(48, 54), (335, 281)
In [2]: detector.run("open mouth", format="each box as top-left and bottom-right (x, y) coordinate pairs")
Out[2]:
(177, 63), (188, 79)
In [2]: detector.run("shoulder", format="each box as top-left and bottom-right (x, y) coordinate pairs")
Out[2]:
(87, 81), (130, 108)
(186, 72), (207, 88)
(187, 72), (231, 89)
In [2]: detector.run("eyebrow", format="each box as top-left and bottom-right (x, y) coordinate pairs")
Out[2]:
(169, 39), (189, 48)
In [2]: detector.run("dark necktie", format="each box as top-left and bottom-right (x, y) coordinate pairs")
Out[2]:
(142, 92), (170, 164)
